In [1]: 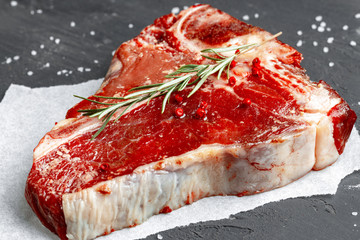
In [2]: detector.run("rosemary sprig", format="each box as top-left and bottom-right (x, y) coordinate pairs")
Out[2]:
(76, 32), (282, 139)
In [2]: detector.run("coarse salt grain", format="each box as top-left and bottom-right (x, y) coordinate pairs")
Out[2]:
(297, 30), (303, 36)
(31, 50), (37, 56)
(296, 40), (303, 47)
(10, 1), (17, 7)
(40, 44), (44, 49)
(90, 31), (95, 36)
(27, 71), (33, 76)
(30, 10), (34, 15)
(85, 68), (91, 72)
(315, 15), (323, 21)
(350, 41), (357, 46)
(55, 38), (60, 44)
(13, 56), (20, 61)
(254, 13), (259, 18)
(326, 27), (331, 32)
(49, 36), (54, 41)
(183, 6), (188, 10)
(128, 23), (133, 29)
(329, 62), (334, 67)
(61, 69), (67, 74)
(5, 58), (12, 64)
(44, 62), (50, 67)
(112, 50), (116, 56)
(320, 21), (326, 27)
(352, 212), (358, 216)
(171, 7), (180, 14)
(327, 37), (334, 44)
(242, 15), (250, 21)
(77, 67), (84, 72)
(94, 60), (99, 64)
(318, 26), (325, 32)
(36, 9), (43, 14)
(157, 234), (163, 240)
(355, 224), (358, 227)
(57, 71), (61, 75)
(70, 21), (76, 27)
(355, 13), (360, 19)
(313, 41), (318, 46)
(323, 47), (329, 53)
(343, 25), (349, 30)
(311, 24), (317, 30)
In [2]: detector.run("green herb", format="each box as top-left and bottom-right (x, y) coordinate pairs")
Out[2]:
(76, 32), (282, 139)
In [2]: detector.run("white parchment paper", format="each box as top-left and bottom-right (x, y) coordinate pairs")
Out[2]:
(0, 79), (359, 240)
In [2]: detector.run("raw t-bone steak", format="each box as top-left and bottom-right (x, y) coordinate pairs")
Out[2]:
(25, 4), (356, 240)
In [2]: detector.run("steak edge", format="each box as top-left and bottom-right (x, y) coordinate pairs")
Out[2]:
(25, 4), (357, 240)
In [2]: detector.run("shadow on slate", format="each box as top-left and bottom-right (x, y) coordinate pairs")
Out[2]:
(0, 0), (359, 239)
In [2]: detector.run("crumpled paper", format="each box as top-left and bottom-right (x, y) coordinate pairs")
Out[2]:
(0, 79), (359, 240)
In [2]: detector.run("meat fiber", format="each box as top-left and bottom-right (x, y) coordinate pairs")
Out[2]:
(25, 4), (357, 240)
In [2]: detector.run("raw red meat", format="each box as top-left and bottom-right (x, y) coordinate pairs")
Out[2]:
(25, 4), (356, 240)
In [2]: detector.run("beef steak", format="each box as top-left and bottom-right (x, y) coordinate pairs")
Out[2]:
(25, 4), (357, 240)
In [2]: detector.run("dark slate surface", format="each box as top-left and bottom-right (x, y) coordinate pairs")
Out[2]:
(1, 0), (359, 239)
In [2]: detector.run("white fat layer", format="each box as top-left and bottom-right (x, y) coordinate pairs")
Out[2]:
(63, 126), (316, 240)
(33, 118), (99, 161)
(313, 116), (339, 170)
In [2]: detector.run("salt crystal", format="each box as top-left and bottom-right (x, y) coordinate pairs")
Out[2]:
(323, 47), (329, 53)
(327, 37), (334, 44)
(55, 38), (60, 44)
(36, 9), (43, 14)
(311, 24), (317, 30)
(326, 27), (331, 32)
(90, 31), (95, 36)
(313, 41), (318, 46)
(77, 67), (84, 72)
(57, 71), (61, 75)
(329, 62), (334, 67)
(112, 50), (116, 56)
(320, 21), (326, 27)
(358, 102), (360, 106)
(27, 71), (33, 76)
(242, 15), (250, 21)
(69, 70), (73, 74)
(13, 56), (20, 61)
(296, 40), (303, 47)
(157, 234), (163, 239)
(49, 36), (54, 41)
(171, 7), (180, 14)
(350, 41), (357, 47)
(10, 1), (17, 7)
(352, 212), (358, 216)
(85, 68), (91, 72)
(128, 23), (134, 29)
(70, 21), (76, 27)
(4, 58), (12, 64)
(297, 30), (303, 36)
(183, 6), (188, 10)
(355, 224), (358, 227)
(315, 15), (323, 21)
(61, 69), (68, 74)
(94, 60), (99, 64)
(31, 50), (37, 56)
(30, 10), (34, 15)
(44, 62), (50, 67)
(318, 26), (325, 32)
(40, 44), (44, 49)
(343, 25), (349, 30)
(254, 13), (259, 19)
(355, 13), (360, 19)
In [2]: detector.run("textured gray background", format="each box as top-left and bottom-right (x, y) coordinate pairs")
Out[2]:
(1, 0), (359, 239)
